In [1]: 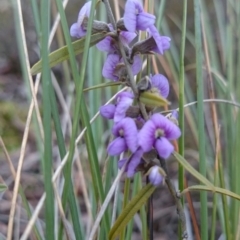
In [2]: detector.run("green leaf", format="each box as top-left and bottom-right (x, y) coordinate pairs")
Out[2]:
(173, 152), (214, 188)
(139, 91), (170, 107)
(0, 184), (7, 193)
(109, 184), (156, 240)
(182, 185), (240, 201)
(83, 81), (122, 92)
(30, 32), (107, 75)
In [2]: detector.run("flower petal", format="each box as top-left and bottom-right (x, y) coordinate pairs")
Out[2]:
(148, 25), (163, 55)
(96, 36), (115, 52)
(171, 110), (178, 120)
(161, 36), (171, 52)
(154, 137), (174, 159)
(77, 1), (92, 26)
(127, 148), (143, 177)
(148, 166), (163, 186)
(124, 0), (143, 32)
(100, 104), (116, 119)
(118, 158), (128, 170)
(107, 137), (127, 156)
(131, 55), (142, 75)
(121, 118), (138, 152)
(102, 54), (121, 81)
(150, 114), (181, 140)
(150, 74), (169, 98)
(114, 96), (133, 123)
(138, 120), (155, 152)
(137, 12), (155, 30)
(120, 31), (137, 44)
(117, 91), (134, 100)
(70, 23), (86, 38)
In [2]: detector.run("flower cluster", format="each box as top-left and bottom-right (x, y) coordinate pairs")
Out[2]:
(70, 0), (181, 186)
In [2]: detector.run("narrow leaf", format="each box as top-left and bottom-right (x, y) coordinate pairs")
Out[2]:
(83, 81), (122, 92)
(173, 152), (214, 188)
(182, 185), (240, 201)
(30, 32), (107, 75)
(109, 184), (156, 240)
(139, 91), (170, 107)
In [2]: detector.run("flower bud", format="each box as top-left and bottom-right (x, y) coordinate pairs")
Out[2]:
(147, 166), (166, 186)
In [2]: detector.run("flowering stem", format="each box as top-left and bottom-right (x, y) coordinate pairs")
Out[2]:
(158, 156), (187, 239)
(102, 0), (148, 120)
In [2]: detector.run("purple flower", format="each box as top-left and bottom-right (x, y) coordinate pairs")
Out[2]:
(131, 55), (142, 75)
(171, 110), (178, 120)
(127, 148), (143, 177)
(102, 54), (121, 81)
(117, 149), (144, 177)
(148, 166), (163, 186)
(120, 31), (137, 45)
(114, 92), (134, 122)
(118, 158), (128, 169)
(102, 54), (142, 81)
(150, 74), (169, 98)
(99, 91), (134, 122)
(123, 0), (155, 32)
(70, 1), (92, 38)
(96, 24), (137, 53)
(138, 113), (181, 159)
(100, 104), (116, 119)
(108, 118), (138, 155)
(96, 36), (117, 53)
(148, 25), (171, 55)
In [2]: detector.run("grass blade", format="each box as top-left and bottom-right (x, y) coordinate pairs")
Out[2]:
(109, 184), (156, 240)
(194, 1), (208, 238)
(40, 0), (54, 238)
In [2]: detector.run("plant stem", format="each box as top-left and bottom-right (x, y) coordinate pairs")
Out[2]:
(158, 157), (187, 239)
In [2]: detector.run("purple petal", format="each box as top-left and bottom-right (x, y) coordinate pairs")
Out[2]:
(149, 166), (163, 186)
(112, 118), (138, 152)
(96, 36), (115, 52)
(148, 25), (163, 55)
(70, 23), (86, 38)
(150, 74), (169, 98)
(171, 110), (178, 120)
(118, 158), (128, 170)
(127, 148), (143, 177)
(107, 137), (127, 156)
(99, 104), (116, 119)
(124, 0), (143, 32)
(131, 55), (142, 75)
(150, 114), (181, 140)
(136, 12), (155, 30)
(122, 118), (138, 152)
(138, 120), (155, 152)
(120, 31), (137, 44)
(102, 54), (121, 81)
(154, 137), (174, 159)
(77, 1), (92, 25)
(114, 96), (133, 123)
(117, 91), (134, 100)
(161, 36), (171, 52)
